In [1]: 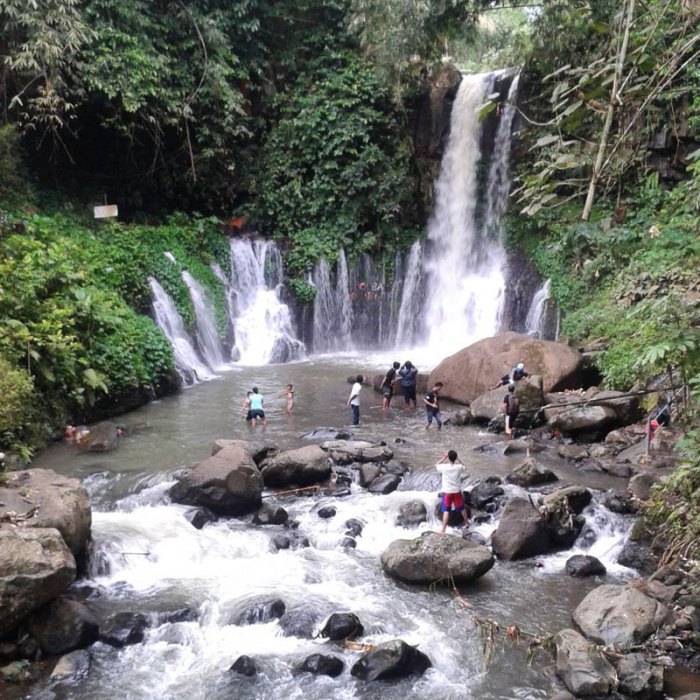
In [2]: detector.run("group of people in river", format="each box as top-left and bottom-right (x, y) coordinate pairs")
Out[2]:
(240, 385), (295, 427)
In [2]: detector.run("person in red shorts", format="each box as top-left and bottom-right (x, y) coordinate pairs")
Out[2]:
(436, 449), (470, 534)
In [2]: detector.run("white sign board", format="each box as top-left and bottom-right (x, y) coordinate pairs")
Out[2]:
(94, 205), (118, 219)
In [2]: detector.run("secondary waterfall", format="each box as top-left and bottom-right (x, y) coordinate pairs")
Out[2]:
(181, 271), (227, 371)
(525, 278), (552, 338)
(148, 278), (214, 384)
(229, 238), (305, 365)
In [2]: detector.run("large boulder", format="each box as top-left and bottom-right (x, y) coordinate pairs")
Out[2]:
(428, 332), (585, 404)
(0, 528), (76, 637)
(320, 440), (393, 464)
(396, 500), (428, 528)
(548, 405), (619, 437)
(381, 532), (494, 584)
(259, 445), (331, 487)
(566, 555), (606, 578)
(555, 628), (616, 696)
(170, 444), (263, 516)
(616, 653), (664, 699)
(505, 457), (558, 487)
(542, 486), (592, 515)
(350, 639), (431, 681)
(491, 497), (584, 560)
(212, 439), (277, 464)
(572, 585), (670, 648)
(0, 469), (91, 560)
(28, 598), (100, 655)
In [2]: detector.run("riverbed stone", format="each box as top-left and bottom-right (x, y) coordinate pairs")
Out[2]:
(628, 473), (660, 501)
(555, 628), (616, 696)
(317, 505), (336, 519)
(230, 655), (257, 676)
(566, 555), (606, 578)
(381, 532), (494, 584)
(542, 485), (592, 514)
(396, 500), (428, 528)
(505, 457), (558, 487)
(359, 463), (381, 487)
(252, 504), (288, 525)
(212, 439), (277, 464)
(0, 528), (76, 637)
(548, 405), (619, 437)
(468, 481), (504, 508)
(0, 468), (92, 561)
(49, 649), (91, 682)
(491, 497), (583, 560)
(28, 598), (100, 655)
(185, 507), (218, 529)
(259, 445), (331, 487)
(298, 653), (344, 677)
(367, 473), (401, 494)
(318, 613), (364, 641)
(350, 639), (431, 681)
(572, 584), (670, 648)
(616, 653), (664, 699)
(99, 611), (148, 647)
(320, 440), (393, 464)
(170, 444), (263, 516)
(78, 421), (121, 452)
(232, 598), (286, 625)
(617, 541), (658, 574)
(557, 444), (590, 461)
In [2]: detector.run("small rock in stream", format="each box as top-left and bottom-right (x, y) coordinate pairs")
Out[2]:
(297, 653), (344, 677)
(230, 655), (257, 676)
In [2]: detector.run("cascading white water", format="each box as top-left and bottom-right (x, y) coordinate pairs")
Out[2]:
(229, 239), (305, 365)
(525, 278), (552, 338)
(421, 72), (508, 356)
(393, 241), (424, 346)
(148, 278), (213, 384)
(181, 271), (227, 371)
(311, 252), (354, 353)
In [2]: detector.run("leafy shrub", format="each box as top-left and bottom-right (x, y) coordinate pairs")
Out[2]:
(0, 359), (35, 454)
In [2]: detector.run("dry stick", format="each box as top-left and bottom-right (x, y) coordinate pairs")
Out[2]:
(261, 484), (321, 499)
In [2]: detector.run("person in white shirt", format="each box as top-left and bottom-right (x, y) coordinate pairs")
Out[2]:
(436, 450), (470, 533)
(347, 374), (363, 426)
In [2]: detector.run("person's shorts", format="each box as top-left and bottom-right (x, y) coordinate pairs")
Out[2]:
(441, 492), (465, 512)
(402, 385), (416, 402)
(245, 410), (253, 421)
(250, 409), (265, 419)
(382, 387), (393, 398)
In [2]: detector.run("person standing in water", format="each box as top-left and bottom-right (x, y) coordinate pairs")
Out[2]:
(347, 374), (363, 426)
(249, 387), (268, 427)
(435, 450), (470, 533)
(503, 383), (519, 440)
(424, 381), (443, 430)
(279, 384), (295, 415)
(399, 361), (418, 410)
(241, 391), (252, 422)
(381, 361), (400, 410)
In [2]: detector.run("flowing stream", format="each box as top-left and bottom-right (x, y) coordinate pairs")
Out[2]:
(31, 359), (634, 700)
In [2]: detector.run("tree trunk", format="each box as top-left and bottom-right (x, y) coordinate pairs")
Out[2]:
(581, 0), (636, 221)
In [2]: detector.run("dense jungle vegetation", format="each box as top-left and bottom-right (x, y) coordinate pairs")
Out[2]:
(0, 0), (698, 556)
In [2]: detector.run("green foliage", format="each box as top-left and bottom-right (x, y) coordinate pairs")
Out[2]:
(0, 209), (229, 454)
(288, 277), (317, 304)
(0, 125), (32, 206)
(0, 359), (35, 458)
(247, 49), (418, 275)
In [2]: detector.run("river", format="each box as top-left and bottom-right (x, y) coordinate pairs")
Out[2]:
(30, 355), (634, 700)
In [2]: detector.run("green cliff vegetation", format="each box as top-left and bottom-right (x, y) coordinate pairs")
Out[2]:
(1, 0), (698, 556)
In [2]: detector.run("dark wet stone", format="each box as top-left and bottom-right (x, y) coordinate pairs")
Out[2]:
(279, 606), (321, 638)
(298, 653), (344, 677)
(367, 474), (401, 494)
(565, 555), (607, 578)
(317, 505), (337, 519)
(350, 639), (431, 681)
(253, 505), (288, 526)
(318, 613), (364, 641)
(158, 608), (197, 625)
(396, 500), (427, 528)
(100, 612), (148, 647)
(341, 537), (356, 549)
(230, 655), (257, 676)
(345, 519), (364, 537)
(185, 507), (218, 529)
(469, 482), (504, 509)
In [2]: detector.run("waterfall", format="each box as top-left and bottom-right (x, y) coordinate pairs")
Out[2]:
(229, 239), (305, 364)
(148, 278), (213, 384)
(311, 252), (354, 353)
(181, 272), (226, 371)
(394, 241), (424, 346)
(211, 262), (237, 359)
(419, 72), (511, 356)
(525, 278), (551, 338)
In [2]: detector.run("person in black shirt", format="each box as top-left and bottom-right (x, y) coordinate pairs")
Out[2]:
(381, 361), (401, 410)
(425, 381), (444, 430)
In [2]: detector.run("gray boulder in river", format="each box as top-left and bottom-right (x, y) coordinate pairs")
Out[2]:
(170, 443), (263, 515)
(572, 584), (670, 649)
(259, 445), (331, 487)
(0, 528), (76, 637)
(555, 628), (616, 696)
(0, 468), (92, 561)
(381, 532), (494, 584)
(320, 440), (393, 464)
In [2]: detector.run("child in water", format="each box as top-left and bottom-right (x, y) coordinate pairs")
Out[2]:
(280, 384), (294, 415)
(241, 391), (252, 421)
